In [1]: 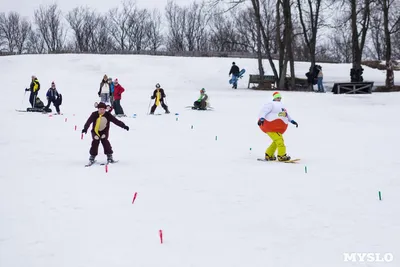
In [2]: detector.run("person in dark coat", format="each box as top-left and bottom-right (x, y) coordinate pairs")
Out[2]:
(82, 102), (129, 164)
(150, 83), (170, 114)
(44, 81), (61, 114)
(229, 62), (240, 89)
(25, 75), (40, 108)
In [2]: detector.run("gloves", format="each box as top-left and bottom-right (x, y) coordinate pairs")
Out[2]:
(25, 88), (29, 92)
(123, 125), (129, 131)
(82, 129), (87, 134)
(257, 118), (265, 126)
(291, 120), (298, 128)
(98, 92), (100, 97)
(150, 96), (155, 99)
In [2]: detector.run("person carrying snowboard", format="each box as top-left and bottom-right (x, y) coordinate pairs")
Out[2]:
(150, 83), (170, 114)
(192, 88), (208, 110)
(81, 102), (129, 164)
(229, 62), (240, 89)
(113, 78), (125, 117)
(257, 91), (298, 161)
(44, 81), (61, 114)
(25, 75), (40, 108)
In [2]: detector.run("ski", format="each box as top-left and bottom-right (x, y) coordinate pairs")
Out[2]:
(257, 158), (300, 163)
(85, 160), (119, 167)
(99, 160), (119, 165)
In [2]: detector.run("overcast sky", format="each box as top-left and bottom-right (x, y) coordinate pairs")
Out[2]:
(2, 0), (197, 18)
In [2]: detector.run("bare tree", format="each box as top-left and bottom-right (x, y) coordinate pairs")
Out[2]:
(377, 0), (400, 88)
(66, 7), (102, 52)
(147, 9), (164, 51)
(165, 0), (186, 51)
(0, 12), (31, 53)
(26, 30), (46, 54)
(296, 0), (324, 86)
(127, 8), (151, 51)
(369, 8), (384, 60)
(34, 4), (66, 52)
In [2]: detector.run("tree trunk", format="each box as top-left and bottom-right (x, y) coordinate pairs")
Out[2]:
(382, 0), (394, 88)
(251, 0), (265, 87)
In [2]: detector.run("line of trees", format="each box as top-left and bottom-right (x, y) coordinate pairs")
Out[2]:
(0, 0), (399, 88)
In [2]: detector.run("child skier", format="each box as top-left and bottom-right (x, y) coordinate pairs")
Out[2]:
(81, 102), (129, 165)
(113, 78), (125, 117)
(257, 91), (298, 161)
(44, 81), (61, 114)
(192, 88), (208, 110)
(150, 83), (170, 114)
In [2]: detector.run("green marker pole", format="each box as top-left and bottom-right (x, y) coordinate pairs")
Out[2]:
(215, 136), (218, 141)
(305, 166), (307, 173)
(191, 125), (193, 129)
(379, 191), (382, 200)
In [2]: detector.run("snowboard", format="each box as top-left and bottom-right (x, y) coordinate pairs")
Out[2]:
(257, 158), (300, 163)
(229, 69), (246, 84)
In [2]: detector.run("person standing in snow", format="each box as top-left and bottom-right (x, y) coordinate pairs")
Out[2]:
(25, 75), (40, 108)
(229, 62), (240, 89)
(44, 81), (61, 114)
(257, 91), (298, 161)
(150, 83), (170, 114)
(82, 102), (129, 164)
(98, 75), (110, 103)
(108, 77), (115, 104)
(192, 88), (209, 110)
(317, 66), (325, 92)
(113, 78), (125, 116)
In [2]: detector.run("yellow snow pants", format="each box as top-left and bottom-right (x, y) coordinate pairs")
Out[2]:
(265, 132), (286, 157)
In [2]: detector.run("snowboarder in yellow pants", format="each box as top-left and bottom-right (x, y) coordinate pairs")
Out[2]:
(258, 92), (298, 161)
(265, 132), (286, 160)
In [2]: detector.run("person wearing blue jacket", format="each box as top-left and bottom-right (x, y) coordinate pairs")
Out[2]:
(44, 81), (61, 114)
(108, 77), (115, 105)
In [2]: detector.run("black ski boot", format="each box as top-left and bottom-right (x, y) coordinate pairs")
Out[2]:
(89, 155), (96, 163)
(265, 154), (276, 161)
(107, 154), (116, 163)
(278, 154), (291, 162)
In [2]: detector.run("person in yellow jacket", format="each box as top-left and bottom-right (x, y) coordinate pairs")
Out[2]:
(150, 83), (170, 114)
(257, 92), (298, 161)
(25, 75), (40, 108)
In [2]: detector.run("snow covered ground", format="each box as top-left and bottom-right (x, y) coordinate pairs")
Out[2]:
(0, 54), (399, 267)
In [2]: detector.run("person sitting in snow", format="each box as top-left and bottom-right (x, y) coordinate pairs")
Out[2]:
(44, 81), (61, 114)
(192, 88), (208, 110)
(150, 83), (170, 114)
(113, 78), (125, 117)
(257, 91), (298, 162)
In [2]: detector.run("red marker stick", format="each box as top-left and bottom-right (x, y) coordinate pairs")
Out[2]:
(105, 164), (108, 173)
(81, 133), (84, 140)
(159, 230), (163, 244)
(74, 125), (77, 131)
(132, 192), (137, 204)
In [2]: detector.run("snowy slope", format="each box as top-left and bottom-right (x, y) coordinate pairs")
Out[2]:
(0, 54), (399, 267)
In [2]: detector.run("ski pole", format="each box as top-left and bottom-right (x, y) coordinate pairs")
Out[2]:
(146, 99), (152, 115)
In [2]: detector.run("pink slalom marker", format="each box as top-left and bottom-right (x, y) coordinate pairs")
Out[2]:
(74, 125), (77, 131)
(105, 164), (108, 173)
(159, 230), (163, 244)
(65, 118), (67, 122)
(132, 192), (137, 204)
(81, 133), (84, 140)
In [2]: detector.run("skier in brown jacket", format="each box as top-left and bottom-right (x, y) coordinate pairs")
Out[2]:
(82, 102), (129, 165)
(150, 83), (170, 114)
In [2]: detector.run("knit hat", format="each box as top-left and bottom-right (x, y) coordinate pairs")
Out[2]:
(272, 91), (281, 99)
(51, 81), (55, 86)
(114, 78), (118, 83)
(97, 102), (107, 109)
